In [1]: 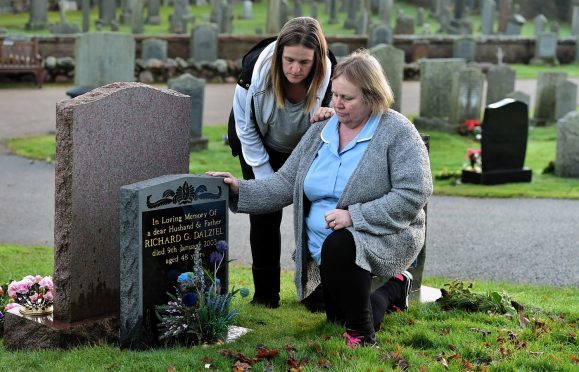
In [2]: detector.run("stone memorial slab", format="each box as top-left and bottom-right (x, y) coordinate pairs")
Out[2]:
(505, 14), (525, 35)
(52, 82), (191, 326)
(168, 73), (209, 150)
(531, 33), (558, 65)
(98, 0), (116, 25)
(190, 24), (218, 62)
(146, 0), (161, 24)
(506, 90), (530, 107)
(241, 0), (252, 19)
(329, 42), (349, 60)
(368, 24), (392, 47)
(462, 98), (532, 185)
(453, 37), (476, 62)
(481, 0), (496, 35)
(120, 174), (228, 348)
(555, 80), (578, 120)
(533, 72), (568, 126)
(130, 0), (144, 34)
(266, 0), (283, 34)
(486, 64), (515, 106)
(26, 0), (48, 30)
(75, 32), (135, 87)
(394, 13), (414, 35)
(169, 0), (190, 34)
(344, 0), (358, 29)
(450, 66), (484, 126)
(534, 13), (547, 36)
(141, 38), (167, 61)
(556, 111), (579, 178)
(379, 0), (393, 26)
(369, 44), (404, 113)
(573, 6), (579, 36)
(497, 0), (510, 33)
(414, 58), (466, 132)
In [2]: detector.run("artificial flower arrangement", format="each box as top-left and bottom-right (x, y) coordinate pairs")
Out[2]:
(1, 275), (54, 319)
(464, 148), (482, 172)
(156, 240), (249, 345)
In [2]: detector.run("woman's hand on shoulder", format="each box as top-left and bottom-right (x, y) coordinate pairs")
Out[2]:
(205, 171), (240, 195)
(310, 107), (335, 123)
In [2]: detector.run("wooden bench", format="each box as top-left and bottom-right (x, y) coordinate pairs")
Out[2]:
(0, 38), (44, 88)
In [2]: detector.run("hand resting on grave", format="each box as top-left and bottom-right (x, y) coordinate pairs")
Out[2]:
(205, 171), (240, 195)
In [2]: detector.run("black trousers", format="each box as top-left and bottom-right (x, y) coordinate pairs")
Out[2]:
(320, 229), (403, 333)
(238, 147), (291, 302)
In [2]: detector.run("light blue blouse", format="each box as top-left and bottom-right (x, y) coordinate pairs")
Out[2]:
(303, 114), (380, 265)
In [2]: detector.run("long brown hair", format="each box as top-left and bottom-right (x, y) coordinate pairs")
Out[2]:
(270, 17), (328, 113)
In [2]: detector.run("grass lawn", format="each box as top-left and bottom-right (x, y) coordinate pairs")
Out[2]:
(6, 124), (579, 199)
(0, 244), (577, 370)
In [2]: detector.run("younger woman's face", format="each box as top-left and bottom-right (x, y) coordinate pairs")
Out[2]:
(281, 45), (315, 85)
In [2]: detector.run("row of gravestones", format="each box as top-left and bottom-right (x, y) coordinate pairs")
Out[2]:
(414, 59), (578, 132)
(66, 32), (579, 136)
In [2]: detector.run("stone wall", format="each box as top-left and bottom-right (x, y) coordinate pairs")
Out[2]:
(1, 34), (573, 64)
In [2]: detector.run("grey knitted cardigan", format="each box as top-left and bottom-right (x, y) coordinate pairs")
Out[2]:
(231, 109), (433, 301)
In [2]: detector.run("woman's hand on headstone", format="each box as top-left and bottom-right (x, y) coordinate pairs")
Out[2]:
(205, 171), (239, 195)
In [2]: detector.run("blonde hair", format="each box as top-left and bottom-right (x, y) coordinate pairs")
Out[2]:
(270, 17), (328, 113)
(332, 49), (394, 115)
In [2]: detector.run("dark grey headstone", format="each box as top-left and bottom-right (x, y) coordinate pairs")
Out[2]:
(146, 0), (161, 24)
(462, 98), (532, 185)
(368, 24), (392, 47)
(480, 0), (496, 35)
(54, 83), (191, 323)
(531, 33), (558, 66)
(453, 37), (476, 62)
(533, 72), (568, 126)
(497, 0), (510, 33)
(555, 80), (578, 120)
(486, 64), (516, 106)
(130, 0), (144, 34)
(394, 13), (414, 35)
(329, 42), (349, 60)
(168, 73), (208, 150)
(142, 38), (168, 61)
(190, 24), (218, 62)
(98, 0), (116, 25)
(343, 0), (357, 29)
(120, 174), (228, 348)
(370, 44), (404, 113)
(505, 14), (525, 35)
(506, 90), (531, 107)
(556, 111), (579, 178)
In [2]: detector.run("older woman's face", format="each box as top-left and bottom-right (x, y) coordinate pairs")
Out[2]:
(331, 75), (372, 128)
(282, 45), (315, 85)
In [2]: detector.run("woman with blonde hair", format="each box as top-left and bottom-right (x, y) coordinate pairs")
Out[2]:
(213, 50), (432, 346)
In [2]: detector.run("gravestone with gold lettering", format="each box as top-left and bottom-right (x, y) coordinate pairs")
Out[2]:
(120, 174), (228, 348)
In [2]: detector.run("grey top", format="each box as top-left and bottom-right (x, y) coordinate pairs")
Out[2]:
(265, 98), (311, 153)
(231, 109), (433, 301)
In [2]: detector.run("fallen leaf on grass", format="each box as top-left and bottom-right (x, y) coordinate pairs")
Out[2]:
(218, 349), (258, 364)
(232, 360), (252, 371)
(256, 345), (279, 359)
(436, 353), (449, 370)
(380, 345), (409, 370)
(518, 313), (530, 328)
(470, 328), (491, 336)
(166, 365), (176, 372)
(570, 355), (579, 363)
(316, 358), (331, 368)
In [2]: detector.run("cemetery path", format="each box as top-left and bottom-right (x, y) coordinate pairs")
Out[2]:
(1, 83), (578, 288)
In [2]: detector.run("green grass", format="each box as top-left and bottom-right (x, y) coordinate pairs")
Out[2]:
(7, 125), (579, 199)
(511, 64), (579, 79)
(0, 243), (577, 370)
(0, 0), (573, 37)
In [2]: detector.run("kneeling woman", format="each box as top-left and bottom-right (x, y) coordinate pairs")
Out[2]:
(208, 50), (432, 347)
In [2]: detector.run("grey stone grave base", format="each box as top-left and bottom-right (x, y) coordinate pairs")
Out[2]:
(3, 307), (118, 350)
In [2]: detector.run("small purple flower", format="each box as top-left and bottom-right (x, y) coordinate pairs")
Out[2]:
(216, 240), (228, 254)
(182, 292), (198, 307)
(0, 310), (4, 319)
(209, 251), (222, 265)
